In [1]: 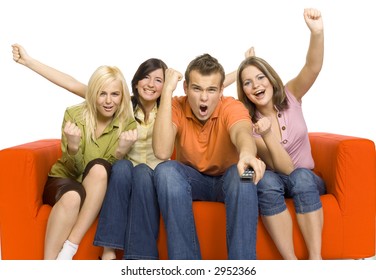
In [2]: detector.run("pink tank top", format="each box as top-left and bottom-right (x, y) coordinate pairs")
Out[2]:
(253, 87), (314, 169)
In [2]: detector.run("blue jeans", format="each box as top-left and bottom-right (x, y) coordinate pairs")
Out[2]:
(257, 168), (326, 216)
(93, 159), (133, 250)
(124, 163), (160, 260)
(153, 160), (258, 260)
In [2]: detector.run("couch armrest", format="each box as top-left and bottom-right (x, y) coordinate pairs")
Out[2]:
(0, 139), (61, 219)
(309, 132), (376, 216)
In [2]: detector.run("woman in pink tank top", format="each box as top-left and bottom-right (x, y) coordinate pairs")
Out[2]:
(237, 8), (326, 260)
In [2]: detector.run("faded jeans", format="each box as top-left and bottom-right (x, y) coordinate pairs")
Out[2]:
(153, 160), (258, 260)
(93, 159), (133, 250)
(257, 168), (326, 216)
(124, 163), (160, 260)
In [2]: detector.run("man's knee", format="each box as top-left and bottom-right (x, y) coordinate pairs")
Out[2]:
(154, 160), (180, 178)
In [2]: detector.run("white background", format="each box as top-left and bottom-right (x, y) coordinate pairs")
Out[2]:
(0, 0), (375, 150)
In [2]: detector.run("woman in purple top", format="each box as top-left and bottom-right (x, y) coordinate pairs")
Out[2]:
(237, 8), (325, 259)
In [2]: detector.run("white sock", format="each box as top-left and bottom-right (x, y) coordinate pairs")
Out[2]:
(56, 240), (78, 260)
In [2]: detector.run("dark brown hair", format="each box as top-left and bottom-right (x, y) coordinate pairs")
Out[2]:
(184, 54), (225, 86)
(131, 58), (168, 123)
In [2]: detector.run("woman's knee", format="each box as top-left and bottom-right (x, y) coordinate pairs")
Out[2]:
(290, 168), (313, 180)
(58, 190), (82, 212)
(132, 164), (154, 193)
(133, 163), (153, 178)
(112, 159), (133, 175)
(257, 171), (284, 193)
(257, 171), (286, 215)
(288, 168), (317, 193)
(83, 158), (112, 182)
(86, 164), (109, 182)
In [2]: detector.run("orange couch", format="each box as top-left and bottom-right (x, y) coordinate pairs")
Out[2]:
(0, 132), (375, 260)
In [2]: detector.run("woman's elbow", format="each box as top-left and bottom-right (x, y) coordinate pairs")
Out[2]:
(153, 146), (172, 161)
(154, 152), (171, 161)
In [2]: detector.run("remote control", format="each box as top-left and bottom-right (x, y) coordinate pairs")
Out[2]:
(241, 168), (254, 181)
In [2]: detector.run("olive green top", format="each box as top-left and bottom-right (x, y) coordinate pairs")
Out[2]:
(49, 103), (137, 182)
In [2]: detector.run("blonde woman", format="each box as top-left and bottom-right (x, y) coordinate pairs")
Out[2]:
(42, 65), (137, 259)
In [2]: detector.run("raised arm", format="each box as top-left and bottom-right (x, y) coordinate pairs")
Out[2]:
(223, 47), (255, 87)
(152, 68), (182, 160)
(12, 43), (87, 98)
(285, 8), (324, 101)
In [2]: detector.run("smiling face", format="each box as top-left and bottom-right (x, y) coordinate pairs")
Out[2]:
(184, 70), (223, 124)
(241, 65), (274, 109)
(136, 68), (164, 104)
(96, 79), (123, 122)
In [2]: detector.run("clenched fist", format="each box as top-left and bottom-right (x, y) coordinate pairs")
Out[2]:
(253, 117), (272, 136)
(64, 121), (82, 155)
(115, 129), (138, 159)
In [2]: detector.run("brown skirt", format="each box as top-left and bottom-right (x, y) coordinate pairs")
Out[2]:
(43, 158), (112, 208)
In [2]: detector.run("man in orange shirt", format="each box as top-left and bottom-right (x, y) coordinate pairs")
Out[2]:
(152, 54), (265, 259)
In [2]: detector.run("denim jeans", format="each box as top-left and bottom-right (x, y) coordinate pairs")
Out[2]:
(153, 160), (258, 260)
(93, 159), (133, 250)
(257, 168), (326, 216)
(124, 163), (160, 260)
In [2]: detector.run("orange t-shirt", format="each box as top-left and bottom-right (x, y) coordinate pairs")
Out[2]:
(172, 96), (251, 176)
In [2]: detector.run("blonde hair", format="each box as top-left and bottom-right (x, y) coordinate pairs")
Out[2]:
(82, 65), (132, 142)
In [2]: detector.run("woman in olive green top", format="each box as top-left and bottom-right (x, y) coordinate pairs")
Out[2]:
(43, 65), (137, 260)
